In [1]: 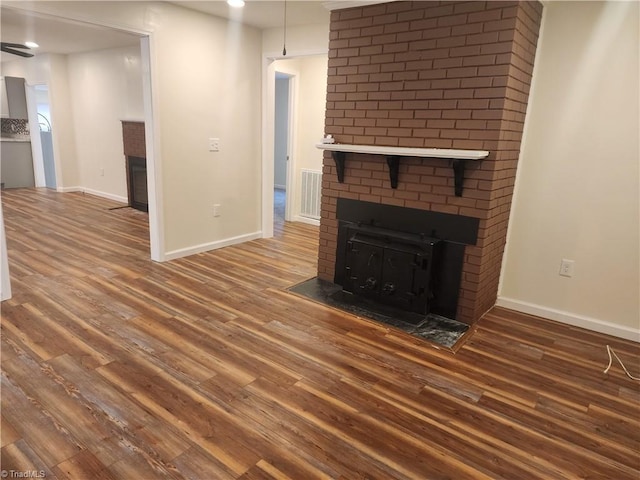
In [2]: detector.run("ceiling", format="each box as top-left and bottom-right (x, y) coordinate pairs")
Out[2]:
(0, 7), (141, 60)
(173, 1), (330, 30)
(1, 1), (330, 62)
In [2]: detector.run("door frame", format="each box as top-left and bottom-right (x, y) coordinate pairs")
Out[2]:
(274, 72), (294, 222)
(25, 83), (47, 188)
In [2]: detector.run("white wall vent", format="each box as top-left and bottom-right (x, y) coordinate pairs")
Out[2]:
(300, 169), (322, 220)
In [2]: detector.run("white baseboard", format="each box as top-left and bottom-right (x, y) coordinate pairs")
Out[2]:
(293, 215), (320, 226)
(496, 296), (640, 342)
(57, 186), (82, 193)
(82, 188), (127, 204)
(164, 231), (262, 261)
(57, 186), (127, 204)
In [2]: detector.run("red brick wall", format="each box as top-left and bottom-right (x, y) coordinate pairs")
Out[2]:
(318, 1), (543, 323)
(122, 121), (146, 158)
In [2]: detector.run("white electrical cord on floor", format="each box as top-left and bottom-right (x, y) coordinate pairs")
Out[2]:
(603, 345), (640, 381)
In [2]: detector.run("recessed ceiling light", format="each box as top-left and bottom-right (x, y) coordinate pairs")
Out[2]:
(227, 0), (245, 7)
(25, 41), (39, 48)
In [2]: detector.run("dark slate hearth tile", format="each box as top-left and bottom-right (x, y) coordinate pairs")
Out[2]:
(288, 277), (469, 350)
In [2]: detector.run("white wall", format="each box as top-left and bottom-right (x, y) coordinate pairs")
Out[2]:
(499, 1), (640, 340)
(291, 55), (329, 172)
(263, 23), (330, 56)
(153, 7), (262, 254)
(67, 45), (144, 202)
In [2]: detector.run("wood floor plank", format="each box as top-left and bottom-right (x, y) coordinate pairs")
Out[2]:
(1, 188), (639, 479)
(1, 415), (21, 448)
(0, 371), (85, 468)
(52, 450), (119, 480)
(1, 439), (59, 480)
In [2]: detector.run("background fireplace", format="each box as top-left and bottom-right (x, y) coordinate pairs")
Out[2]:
(121, 121), (147, 212)
(127, 156), (148, 212)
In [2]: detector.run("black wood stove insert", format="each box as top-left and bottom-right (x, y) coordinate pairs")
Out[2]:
(335, 199), (479, 322)
(343, 224), (441, 315)
(127, 156), (148, 212)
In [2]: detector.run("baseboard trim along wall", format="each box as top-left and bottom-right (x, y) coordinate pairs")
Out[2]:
(57, 186), (128, 205)
(83, 188), (128, 204)
(164, 231), (262, 261)
(496, 296), (639, 342)
(294, 215), (320, 226)
(57, 186), (82, 193)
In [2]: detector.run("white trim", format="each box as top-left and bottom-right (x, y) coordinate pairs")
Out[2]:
(164, 231), (262, 261)
(274, 184), (286, 191)
(140, 35), (164, 263)
(55, 186), (127, 204)
(24, 84), (46, 187)
(496, 296), (640, 342)
(0, 202), (12, 301)
(57, 186), (82, 193)
(284, 72), (297, 223)
(261, 56), (276, 239)
(81, 188), (127, 204)
(1, 4), (152, 37)
(293, 215), (320, 227)
(316, 143), (489, 160)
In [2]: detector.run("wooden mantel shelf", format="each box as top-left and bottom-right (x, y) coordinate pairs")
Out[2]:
(316, 143), (489, 196)
(316, 143), (489, 160)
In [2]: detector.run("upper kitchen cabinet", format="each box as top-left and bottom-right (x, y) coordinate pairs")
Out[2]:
(4, 77), (28, 119)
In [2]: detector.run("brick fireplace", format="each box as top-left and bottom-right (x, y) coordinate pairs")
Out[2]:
(318, 1), (543, 324)
(121, 121), (148, 212)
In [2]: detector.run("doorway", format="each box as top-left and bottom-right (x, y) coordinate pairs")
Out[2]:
(274, 73), (291, 227)
(34, 84), (57, 189)
(262, 53), (328, 239)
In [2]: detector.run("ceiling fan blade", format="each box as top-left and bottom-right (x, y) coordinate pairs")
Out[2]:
(1, 43), (34, 57)
(1, 42), (30, 49)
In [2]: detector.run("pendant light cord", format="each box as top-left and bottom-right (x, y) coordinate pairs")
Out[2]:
(283, 0), (287, 56)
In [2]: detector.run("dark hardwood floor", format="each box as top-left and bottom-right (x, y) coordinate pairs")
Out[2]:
(1, 188), (639, 479)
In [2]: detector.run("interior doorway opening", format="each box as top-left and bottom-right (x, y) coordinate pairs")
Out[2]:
(262, 52), (328, 239)
(34, 84), (57, 189)
(274, 72), (292, 229)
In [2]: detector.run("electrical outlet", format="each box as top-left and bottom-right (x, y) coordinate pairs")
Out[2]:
(209, 138), (220, 152)
(100, 168), (105, 177)
(213, 204), (221, 217)
(559, 259), (575, 277)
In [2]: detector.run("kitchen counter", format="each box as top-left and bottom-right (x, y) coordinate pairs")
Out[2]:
(1, 140), (35, 188)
